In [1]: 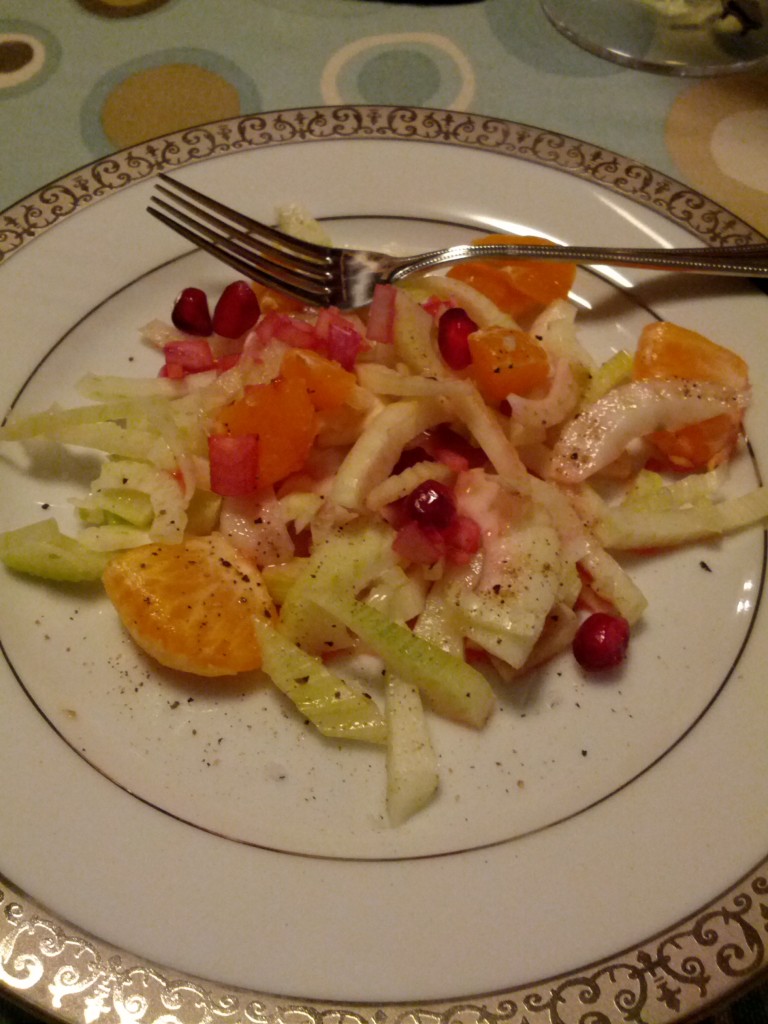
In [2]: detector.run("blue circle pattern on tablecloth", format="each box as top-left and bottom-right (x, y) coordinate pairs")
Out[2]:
(321, 32), (475, 109)
(358, 48), (442, 105)
(484, 0), (620, 77)
(0, 19), (60, 96)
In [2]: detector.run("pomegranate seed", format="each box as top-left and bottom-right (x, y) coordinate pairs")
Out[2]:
(437, 307), (477, 370)
(171, 287), (212, 336)
(402, 480), (456, 530)
(572, 613), (630, 672)
(212, 281), (261, 338)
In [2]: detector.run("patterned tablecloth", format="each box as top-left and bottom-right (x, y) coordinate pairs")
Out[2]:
(0, 2), (766, 1023)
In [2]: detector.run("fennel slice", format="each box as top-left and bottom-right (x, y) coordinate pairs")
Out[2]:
(310, 584), (496, 729)
(0, 518), (111, 582)
(279, 521), (397, 655)
(252, 619), (387, 744)
(385, 673), (439, 826)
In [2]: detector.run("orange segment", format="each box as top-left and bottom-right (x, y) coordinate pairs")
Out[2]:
(466, 326), (550, 404)
(633, 322), (749, 388)
(447, 233), (576, 320)
(646, 412), (743, 473)
(103, 533), (275, 677)
(280, 348), (356, 411)
(633, 322), (750, 471)
(250, 281), (307, 314)
(214, 376), (317, 489)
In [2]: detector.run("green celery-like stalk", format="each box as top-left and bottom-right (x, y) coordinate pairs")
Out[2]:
(0, 519), (111, 582)
(311, 584), (495, 729)
(252, 618), (387, 744)
(385, 673), (439, 826)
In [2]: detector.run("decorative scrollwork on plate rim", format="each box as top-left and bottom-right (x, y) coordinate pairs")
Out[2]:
(1, 104), (767, 1024)
(1, 861), (768, 1024)
(0, 104), (765, 262)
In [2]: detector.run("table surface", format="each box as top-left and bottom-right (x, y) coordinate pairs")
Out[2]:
(1, 2), (767, 1023)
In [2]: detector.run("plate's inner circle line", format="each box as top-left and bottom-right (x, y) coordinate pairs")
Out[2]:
(0, 213), (764, 865)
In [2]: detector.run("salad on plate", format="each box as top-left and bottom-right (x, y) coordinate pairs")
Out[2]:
(1, 211), (766, 825)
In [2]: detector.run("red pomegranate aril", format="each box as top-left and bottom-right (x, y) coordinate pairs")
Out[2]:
(572, 613), (630, 672)
(212, 281), (261, 339)
(403, 480), (456, 530)
(171, 287), (213, 336)
(437, 307), (477, 370)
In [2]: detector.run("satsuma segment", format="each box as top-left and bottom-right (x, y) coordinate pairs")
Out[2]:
(250, 281), (308, 314)
(213, 376), (318, 489)
(633, 322), (749, 388)
(633, 322), (750, 472)
(447, 233), (576, 320)
(466, 326), (550, 404)
(103, 532), (275, 676)
(280, 348), (356, 411)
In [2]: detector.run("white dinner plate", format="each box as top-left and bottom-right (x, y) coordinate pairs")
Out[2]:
(1, 105), (767, 1024)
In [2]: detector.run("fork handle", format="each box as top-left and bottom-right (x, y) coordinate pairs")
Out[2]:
(390, 242), (768, 279)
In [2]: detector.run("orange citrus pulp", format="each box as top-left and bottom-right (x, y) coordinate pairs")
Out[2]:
(280, 348), (356, 411)
(103, 532), (275, 676)
(250, 281), (307, 314)
(466, 325), (550, 404)
(633, 322), (749, 472)
(447, 233), (576, 320)
(214, 375), (318, 489)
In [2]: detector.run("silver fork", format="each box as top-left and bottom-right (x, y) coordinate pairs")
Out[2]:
(148, 173), (768, 311)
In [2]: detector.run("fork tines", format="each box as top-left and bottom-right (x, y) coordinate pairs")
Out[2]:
(147, 174), (334, 304)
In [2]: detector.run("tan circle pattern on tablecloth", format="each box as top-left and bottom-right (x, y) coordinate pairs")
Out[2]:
(666, 73), (768, 237)
(100, 64), (241, 148)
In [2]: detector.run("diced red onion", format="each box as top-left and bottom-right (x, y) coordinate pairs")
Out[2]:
(324, 320), (360, 370)
(208, 434), (260, 496)
(444, 515), (482, 565)
(392, 521), (446, 565)
(366, 284), (397, 344)
(163, 338), (216, 376)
